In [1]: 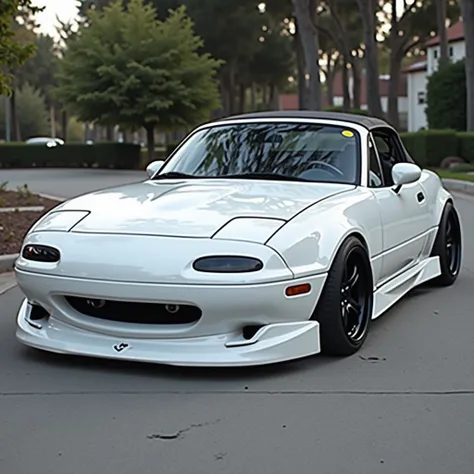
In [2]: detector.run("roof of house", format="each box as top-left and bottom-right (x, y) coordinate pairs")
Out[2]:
(402, 60), (427, 74)
(218, 110), (391, 130)
(425, 20), (464, 47)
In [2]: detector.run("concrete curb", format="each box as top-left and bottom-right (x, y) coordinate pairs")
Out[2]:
(442, 178), (474, 196)
(0, 253), (18, 273)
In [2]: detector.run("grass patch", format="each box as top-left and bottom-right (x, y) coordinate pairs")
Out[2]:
(432, 169), (474, 182)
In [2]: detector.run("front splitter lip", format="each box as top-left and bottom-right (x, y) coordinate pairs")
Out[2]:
(16, 299), (321, 367)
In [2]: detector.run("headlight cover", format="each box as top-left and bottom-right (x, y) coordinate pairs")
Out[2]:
(22, 244), (60, 263)
(29, 210), (90, 233)
(193, 256), (264, 273)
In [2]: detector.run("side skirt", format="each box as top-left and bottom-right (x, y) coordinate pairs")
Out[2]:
(372, 256), (441, 320)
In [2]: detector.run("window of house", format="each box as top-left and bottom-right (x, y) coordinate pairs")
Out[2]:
(434, 49), (438, 59)
(449, 46), (454, 57)
(417, 91), (426, 105)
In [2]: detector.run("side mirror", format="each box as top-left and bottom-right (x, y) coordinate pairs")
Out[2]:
(391, 162), (421, 193)
(146, 160), (165, 178)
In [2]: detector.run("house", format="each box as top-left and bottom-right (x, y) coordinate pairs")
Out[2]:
(278, 70), (408, 129)
(403, 20), (465, 132)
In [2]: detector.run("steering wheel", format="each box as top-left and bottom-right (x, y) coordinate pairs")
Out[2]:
(306, 160), (344, 177)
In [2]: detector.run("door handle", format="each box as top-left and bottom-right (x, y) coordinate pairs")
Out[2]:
(417, 192), (425, 203)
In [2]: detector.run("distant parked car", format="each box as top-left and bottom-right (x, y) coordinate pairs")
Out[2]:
(25, 137), (65, 147)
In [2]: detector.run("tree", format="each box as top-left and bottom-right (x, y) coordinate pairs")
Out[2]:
(426, 59), (466, 131)
(0, 82), (50, 138)
(317, 0), (365, 110)
(0, 0), (43, 94)
(435, 0), (449, 62)
(57, 0), (222, 160)
(291, 0), (322, 109)
(356, 0), (383, 118)
(459, 0), (474, 131)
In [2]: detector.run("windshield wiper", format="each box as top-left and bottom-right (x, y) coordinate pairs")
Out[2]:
(152, 172), (197, 180)
(222, 172), (309, 182)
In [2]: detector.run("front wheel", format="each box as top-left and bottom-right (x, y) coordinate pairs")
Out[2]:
(430, 202), (462, 286)
(311, 236), (373, 356)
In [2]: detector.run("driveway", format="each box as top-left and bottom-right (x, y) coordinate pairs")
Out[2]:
(1, 170), (473, 474)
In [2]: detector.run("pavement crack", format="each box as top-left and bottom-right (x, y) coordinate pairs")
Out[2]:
(147, 419), (220, 441)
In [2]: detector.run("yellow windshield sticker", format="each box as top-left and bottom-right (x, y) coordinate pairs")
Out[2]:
(341, 130), (354, 138)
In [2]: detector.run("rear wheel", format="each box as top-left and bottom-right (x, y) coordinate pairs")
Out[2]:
(430, 202), (462, 286)
(311, 236), (373, 356)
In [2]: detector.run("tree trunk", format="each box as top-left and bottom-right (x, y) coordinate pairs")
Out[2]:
(291, 0), (322, 110)
(357, 0), (383, 118)
(220, 75), (230, 117)
(350, 58), (362, 110)
(250, 82), (256, 110)
(262, 84), (268, 108)
(61, 110), (68, 141)
(325, 70), (335, 107)
(10, 88), (21, 141)
(459, 0), (474, 130)
(436, 0), (449, 63)
(341, 60), (351, 110)
(388, 50), (401, 128)
(227, 62), (237, 115)
(238, 83), (246, 113)
(145, 124), (155, 162)
(295, 29), (308, 109)
(106, 124), (114, 141)
(50, 105), (56, 137)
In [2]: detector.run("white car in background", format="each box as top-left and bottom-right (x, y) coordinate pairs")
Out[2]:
(25, 137), (65, 147)
(14, 111), (462, 366)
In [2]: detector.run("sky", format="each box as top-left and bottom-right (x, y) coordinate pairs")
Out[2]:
(31, 0), (78, 37)
(30, 0), (413, 38)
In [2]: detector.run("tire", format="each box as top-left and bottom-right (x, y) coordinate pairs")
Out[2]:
(430, 201), (462, 286)
(311, 236), (373, 356)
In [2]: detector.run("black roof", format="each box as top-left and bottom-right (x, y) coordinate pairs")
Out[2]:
(217, 110), (391, 130)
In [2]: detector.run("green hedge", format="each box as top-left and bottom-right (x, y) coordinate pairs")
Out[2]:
(456, 132), (474, 163)
(0, 143), (142, 169)
(400, 130), (474, 167)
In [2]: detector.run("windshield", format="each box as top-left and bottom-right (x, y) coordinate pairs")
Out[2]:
(157, 122), (361, 184)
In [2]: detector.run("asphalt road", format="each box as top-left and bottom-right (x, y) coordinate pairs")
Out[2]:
(1, 170), (473, 474)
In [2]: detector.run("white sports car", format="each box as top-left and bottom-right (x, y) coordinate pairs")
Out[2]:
(14, 111), (462, 366)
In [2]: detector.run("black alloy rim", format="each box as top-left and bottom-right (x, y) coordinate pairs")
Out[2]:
(445, 212), (461, 276)
(340, 248), (371, 342)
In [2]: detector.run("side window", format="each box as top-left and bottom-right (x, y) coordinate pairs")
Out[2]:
(368, 139), (383, 188)
(372, 128), (406, 186)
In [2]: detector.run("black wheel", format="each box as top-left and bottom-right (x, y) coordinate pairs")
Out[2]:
(430, 201), (462, 286)
(311, 236), (373, 356)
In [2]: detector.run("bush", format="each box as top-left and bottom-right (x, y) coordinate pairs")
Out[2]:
(426, 60), (466, 131)
(400, 130), (459, 168)
(0, 143), (141, 169)
(456, 132), (474, 163)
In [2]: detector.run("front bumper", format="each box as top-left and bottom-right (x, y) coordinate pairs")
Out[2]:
(15, 270), (327, 367)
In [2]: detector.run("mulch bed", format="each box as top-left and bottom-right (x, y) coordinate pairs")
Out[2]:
(0, 189), (61, 255)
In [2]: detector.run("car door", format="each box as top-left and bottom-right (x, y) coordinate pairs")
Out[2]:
(367, 127), (431, 285)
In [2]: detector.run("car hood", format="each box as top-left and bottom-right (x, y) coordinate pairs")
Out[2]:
(57, 179), (354, 238)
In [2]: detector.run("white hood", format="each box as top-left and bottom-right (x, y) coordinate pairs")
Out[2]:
(58, 179), (353, 237)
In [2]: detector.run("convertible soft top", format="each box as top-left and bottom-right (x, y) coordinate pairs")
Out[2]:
(219, 110), (390, 130)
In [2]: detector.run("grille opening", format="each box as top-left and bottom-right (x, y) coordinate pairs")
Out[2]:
(30, 304), (50, 321)
(242, 325), (264, 340)
(64, 296), (202, 325)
